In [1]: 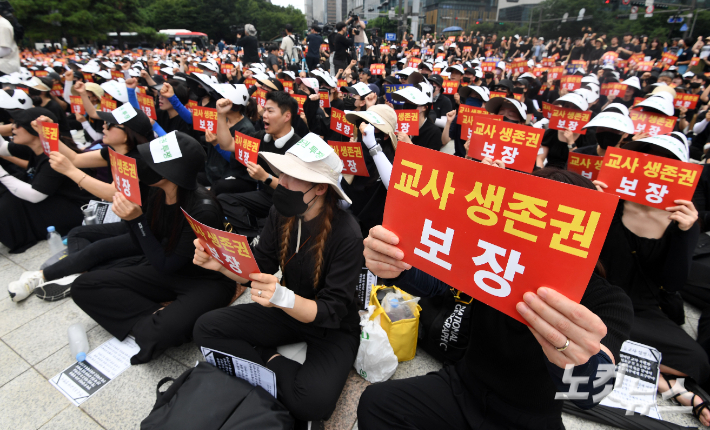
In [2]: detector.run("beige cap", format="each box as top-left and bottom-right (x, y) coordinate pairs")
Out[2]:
(70, 82), (105, 99)
(346, 104), (398, 148)
(259, 133), (352, 204)
(26, 77), (50, 92)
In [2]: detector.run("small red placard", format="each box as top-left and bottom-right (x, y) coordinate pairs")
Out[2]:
(629, 109), (677, 136)
(567, 152), (603, 181)
(328, 141), (369, 177)
(233, 130), (260, 167)
(330, 108), (355, 137)
(108, 148), (142, 206)
(541, 102), (592, 135)
(38, 121), (59, 156)
(464, 116), (543, 172)
(395, 109), (420, 136)
(192, 106), (218, 133)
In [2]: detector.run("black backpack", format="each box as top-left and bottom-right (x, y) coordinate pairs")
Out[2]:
(140, 362), (294, 430)
(417, 289), (473, 364)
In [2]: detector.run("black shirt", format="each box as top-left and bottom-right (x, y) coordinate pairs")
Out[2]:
(156, 106), (192, 135)
(411, 118), (442, 151)
(240, 36), (260, 64)
(306, 33), (323, 58)
(430, 93), (453, 123)
(8, 143), (92, 206)
(254, 206), (364, 332)
(334, 33), (354, 64)
(541, 128), (595, 169)
(264, 54), (282, 73)
(643, 48), (662, 61)
(569, 46), (585, 61)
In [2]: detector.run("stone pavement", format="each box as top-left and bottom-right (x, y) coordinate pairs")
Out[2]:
(0, 240), (707, 429)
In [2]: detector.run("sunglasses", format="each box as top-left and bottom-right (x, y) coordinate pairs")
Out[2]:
(107, 123), (126, 131)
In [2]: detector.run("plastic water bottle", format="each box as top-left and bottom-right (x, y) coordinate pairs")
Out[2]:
(67, 323), (89, 362)
(47, 226), (65, 255)
(385, 297), (414, 322)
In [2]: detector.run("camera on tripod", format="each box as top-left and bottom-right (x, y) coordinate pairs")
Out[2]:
(347, 12), (361, 36)
(230, 25), (245, 37)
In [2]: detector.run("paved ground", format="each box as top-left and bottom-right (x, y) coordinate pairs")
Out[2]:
(0, 240), (708, 429)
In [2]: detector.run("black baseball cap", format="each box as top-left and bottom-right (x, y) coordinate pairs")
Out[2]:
(10, 107), (58, 136)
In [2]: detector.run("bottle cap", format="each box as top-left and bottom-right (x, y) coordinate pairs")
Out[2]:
(389, 298), (399, 307)
(76, 352), (86, 362)
(47, 226), (55, 233)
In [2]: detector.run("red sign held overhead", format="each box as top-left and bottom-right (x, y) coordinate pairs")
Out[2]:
(442, 79), (459, 95)
(464, 116), (543, 172)
(318, 90), (330, 109)
(330, 108), (355, 137)
(597, 147), (702, 210)
(183, 209), (261, 278)
(629, 110), (677, 136)
(328, 141), (369, 177)
(70, 96), (85, 115)
(137, 94), (157, 120)
(108, 148), (142, 206)
(560, 76), (582, 91)
(541, 102), (592, 135)
(192, 106), (218, 133)
(370, 64), (385, 76)
(382, 142), (619, 324)
(567, 152), (603, 181)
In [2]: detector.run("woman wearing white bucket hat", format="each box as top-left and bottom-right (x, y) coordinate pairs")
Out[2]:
(193, 133), (364, 423)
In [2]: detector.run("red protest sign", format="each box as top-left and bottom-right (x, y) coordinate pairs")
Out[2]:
(51, 83), (63, 97)
(597, 146), (702, 210)
(632, 97), (645, 107)
(661, 52), (678, 67)
(628, 53), (645, 67)
(292, 93), (306, 114)
(636, 61), (654, 72)
(330, 108), (354, 137)
(82, 73), (94, 83)
(629, 109), (677, 136)
(183, 209), (260, 277)
(382, 142), (619, 324)
(100, 97), (117, 113)
(600, 83), (627, 97)
(510, 60), (528, 75)
(244, 78), (256, 90)
(34, 70), (48, 77)
(337, 79), (347, 89)
(691, 57), (700, 67)
(192, 106), (218, 133)
(674, 93), (700, 110)
(254, 88), (267, 107)
(38, 121), (59, 156)
(137, 94), (157, 120)
(319, 90), (330, 109)
(464, 116), (542, 172)
(481, 62), (496, 72)
(548, 66), (564, 80)
(279, 80), (294, 93)
(380, 46), (390, 54)
(541, 102), (592, 135)
(111, 70), (124, 80)
(457, 105), (489, 124)
(442, 79), (459, 95)
(395, 109), (419, 135)
(328, 141), (369, 177)
(186, 100), (197, 115)
(542, 57), (557, 67)
(320, 44), (329, 52)
(221, 63), (234, 75)
(533, 67), (548, 78)
(370, 64), (385, 75)
(489, 91), (507, 99)
(188, 65), (200, 74)
(407, 57), (422, 69)
(601, 51), (619, 63)
(461, 113), (502, 140)
(567, 152), (603, 181)
(462, 46), (472, 53)
(108, 148), (141, 206)
(70, 96), (85, 115)
(233, 130), (260, 167)
(560, 75), (582, 91)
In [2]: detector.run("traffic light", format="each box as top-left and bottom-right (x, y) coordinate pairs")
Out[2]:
(499, 22), (504, 25)
(475, 20), (480, 24)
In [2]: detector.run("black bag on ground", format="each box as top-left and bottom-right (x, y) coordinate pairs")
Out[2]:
(417, 289), (473, 364)
(140, 362), (294, 430)
(687, 232), (710, 290)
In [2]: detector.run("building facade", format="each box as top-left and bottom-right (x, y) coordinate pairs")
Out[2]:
(423, 0), (498, 33)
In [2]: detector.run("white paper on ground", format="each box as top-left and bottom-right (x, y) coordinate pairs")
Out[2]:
(201, 347), (277, 398)
(600, 340), (662, 420)
(50, 336), (140, 406)
(84, 200), (122, 225)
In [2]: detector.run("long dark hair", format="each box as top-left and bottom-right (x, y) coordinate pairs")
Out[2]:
(124, 127), (150, 153)
(531, 167), (607, 278)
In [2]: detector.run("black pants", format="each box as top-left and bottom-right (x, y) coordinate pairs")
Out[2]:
(306, 55), (319, 71)
(333, 59), (348, 74)
(43, 223), (141, 281)
(193, 303), (359, 421)
(357, 366), (564, 430)
(630, 304), (710, 383)
(217, 189), (272, 234)
(0, 192), (84, 253)
(72, 263), (235, 364)
(682, 285), (710, 376)
(211, 177), (258, 196)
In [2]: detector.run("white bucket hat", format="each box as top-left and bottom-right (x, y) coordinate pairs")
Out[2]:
(583, 111), (635, 134)
(636, 93), (675, 116)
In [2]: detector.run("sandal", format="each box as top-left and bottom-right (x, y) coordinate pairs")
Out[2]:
(692, 394), (709, 422)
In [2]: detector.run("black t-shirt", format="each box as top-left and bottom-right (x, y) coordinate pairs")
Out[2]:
(8, 143), (92, 206)
(619, 43), (640, 60)
(572, 144), (600, 155)
(334, 33), (354, 63)
(643, 48), (662, 61)
(306, 33), (323, 57)
(240, 36), (260, 64)
(157, 106), (192, 135)
(100, 146), (151, 204)
(42, 99), (70, 135)
(411, 118), (442, 151)
(569, 46), (585, 61)
(678, 48), (693, 64)
(430, 93), (453, 122)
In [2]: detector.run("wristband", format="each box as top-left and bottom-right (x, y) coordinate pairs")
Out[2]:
(269, 283), (295, 308)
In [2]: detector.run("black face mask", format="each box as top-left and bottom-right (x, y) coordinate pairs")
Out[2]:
(512, 87), (525, 94)
(596, 131), (622, 149)
(343, 96), (356, 110)
(485, 73), (494, 79)
(273, 184), (317, 218)
(137, 160), (163, 185)
(690, 82), (702, 89)
(462, 77), (471, 84)
(193, 86), (207, 98)
(28, 87), (42, 97)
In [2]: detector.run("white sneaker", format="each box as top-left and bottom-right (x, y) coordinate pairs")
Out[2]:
(34, 274), (80, 302)
(8, 271), (44, 302)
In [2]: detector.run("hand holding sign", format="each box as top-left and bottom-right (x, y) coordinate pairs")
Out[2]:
(112, 192), (143, 221)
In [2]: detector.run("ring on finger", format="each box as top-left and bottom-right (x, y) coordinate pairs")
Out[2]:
(556, 338), (570, 352)
(258, 290), (262, 297)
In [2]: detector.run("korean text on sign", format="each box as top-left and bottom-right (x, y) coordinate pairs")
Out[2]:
(330, 108), (355, 137)
(560, 76), (582, 91)
(461, 113), (502, 140)
(182, 209), (260, 277)
(567, 152), (603, 181)
(38, 121), (59, 156)
(108, 148), (141, 206)
(600, 83), (627, 97)
(370, 64), (385, 75)
(464, 116), (542, 172)
(319, 91), (330, 109)
(192, 106), (218, 133)
(596, 146), (702, 210)
(395, 110), (420, 136)
(70, 96), (85, 115)
(382, 142), (619, 324)
(548, 67), (564, 80)
(101, 97), (117, 113)
(674, 93), (699, 110)
(254, 89), (267, 108)
(292, 94), (306, 115)
(384, 84), (411, 105)
(328, 141), (369, 177)
(442, 80), (459, 95)
(458, 105), (489, 124)
(541, 102), (592, 135)
(137, 94), (157, 120)
(233, 130), (260, 167)
(510, 60), (528, 75)
(629, 110), (677, 136)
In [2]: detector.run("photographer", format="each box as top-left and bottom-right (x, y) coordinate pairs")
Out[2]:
(333, 22), (354, 74)
(347, 15), (366, 59)
(280, 24), (299, 66)
(305, 25), (323, 72)
(238, 24), (260, 64)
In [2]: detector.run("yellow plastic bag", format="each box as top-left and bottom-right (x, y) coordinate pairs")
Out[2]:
(369, 285), (421, 362)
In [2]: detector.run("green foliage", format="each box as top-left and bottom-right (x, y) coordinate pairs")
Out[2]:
(366, 15), (398, 35)
(11, 0), (307, 46)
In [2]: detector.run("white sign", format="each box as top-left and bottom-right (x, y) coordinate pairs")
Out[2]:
(645, 5), (654, 17)
(288, 132), (334, 162)
(201, 347), (277, 397)
(149, 131), (183, 163)
(112, 103), (137, 124)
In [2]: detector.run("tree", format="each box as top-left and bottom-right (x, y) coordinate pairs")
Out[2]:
(367, 15), (398, 35)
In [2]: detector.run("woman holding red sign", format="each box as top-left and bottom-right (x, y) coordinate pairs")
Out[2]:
(193, 134), (364, 423)
(595, 136), (710, 426)
(357, 169), (633, 430)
